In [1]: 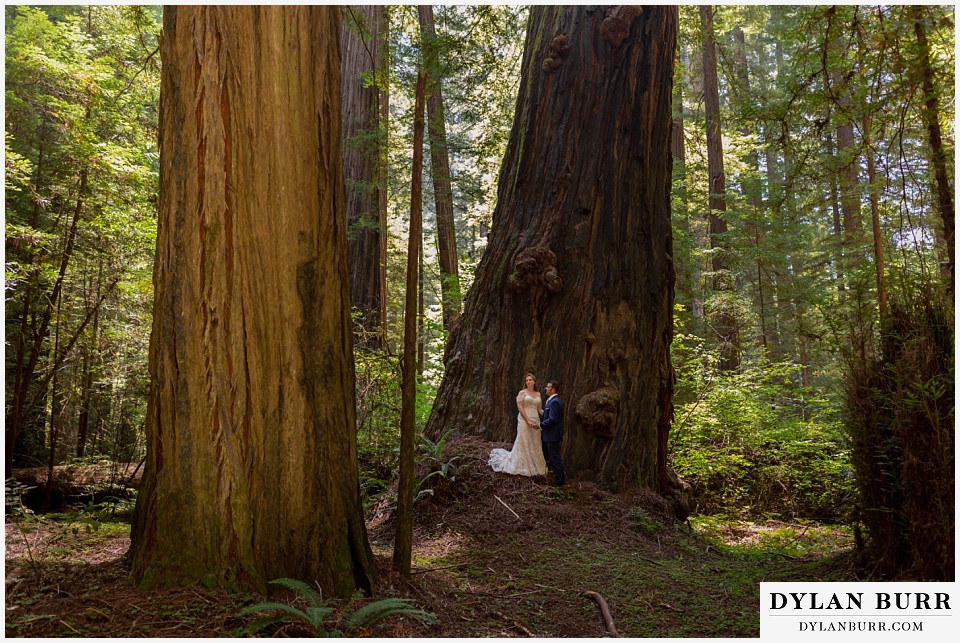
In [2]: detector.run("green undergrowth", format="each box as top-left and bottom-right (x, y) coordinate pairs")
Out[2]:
(670, 322), (856, 523)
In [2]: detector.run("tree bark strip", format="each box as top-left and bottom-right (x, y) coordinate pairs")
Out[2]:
(701, 5), (739, 371)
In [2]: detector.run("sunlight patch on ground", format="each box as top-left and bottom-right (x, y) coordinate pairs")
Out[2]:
(412, 531), (468, 568)
(689, 516), (855, 557)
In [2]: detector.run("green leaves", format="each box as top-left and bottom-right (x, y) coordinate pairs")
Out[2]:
(5, 5), (160, 467)
(670, 337), (854, 521)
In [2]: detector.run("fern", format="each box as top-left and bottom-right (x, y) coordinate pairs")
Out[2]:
(266, 577), (324, 607)
(236, 578), (438, 637)
(343, 597), (438, 630)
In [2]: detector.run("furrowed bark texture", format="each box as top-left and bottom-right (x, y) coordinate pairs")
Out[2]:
(424, 6), (677, 491)
(342, 5), (388, 346)
(130, 5), (375, 595)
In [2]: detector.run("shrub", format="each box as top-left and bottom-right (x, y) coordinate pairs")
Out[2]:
(670, 333), (854, 522)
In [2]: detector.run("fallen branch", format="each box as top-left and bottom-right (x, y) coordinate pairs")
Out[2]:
(512, 620), (536, 637)
(494, 495), (521, 520)
(582, 590), (620, 637)
(411, 562), (471, 574)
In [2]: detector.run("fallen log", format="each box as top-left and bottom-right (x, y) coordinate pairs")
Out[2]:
(9, 463), (142, 512)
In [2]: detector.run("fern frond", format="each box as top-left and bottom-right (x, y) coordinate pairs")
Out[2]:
(239, 602), (309, 621)
(343, 597), (436, 630)
(303, 605), (335, 628)
(268, 577), (325, 607)
(238, 614), (289, 636)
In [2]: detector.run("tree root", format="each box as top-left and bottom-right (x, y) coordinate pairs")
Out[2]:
(582, 590), (620, 637)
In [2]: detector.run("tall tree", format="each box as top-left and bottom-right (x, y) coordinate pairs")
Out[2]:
(130, 6), (375, 595)
(425, 6), (677, 492)
(395, 71), (427, 579)
(700, 5), (739, 371)
(911, 5), (955, 290)
(418, 5), (462, 332)
(342, 5), (389, 347)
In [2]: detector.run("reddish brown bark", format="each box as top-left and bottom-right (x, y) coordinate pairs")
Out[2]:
(342, 5), (389, 347)
(912, 6), (954, 290)
(701, 5), (739, 371)
(130, 5), (375, 595)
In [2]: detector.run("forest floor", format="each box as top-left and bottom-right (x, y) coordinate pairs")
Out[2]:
(4, 436), (864, 638)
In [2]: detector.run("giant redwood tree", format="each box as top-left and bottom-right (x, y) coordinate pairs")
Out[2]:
(425, 6), (677, 492)
(342, 5), (389, 347)
(130, 6), (376, 595)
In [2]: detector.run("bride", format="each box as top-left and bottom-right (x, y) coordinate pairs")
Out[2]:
(488, 373), (548, 477)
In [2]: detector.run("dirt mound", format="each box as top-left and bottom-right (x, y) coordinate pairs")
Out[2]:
(368, 434), (680, 544)
(364, 435), (693, 637)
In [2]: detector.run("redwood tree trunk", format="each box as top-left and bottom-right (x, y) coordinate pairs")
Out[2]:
(130, 5), (375, 596)
(424, 6), (677, 492)
(342, 5), (388, 348)
(418, 4), (462, 331)
(701, 5), (739, 371)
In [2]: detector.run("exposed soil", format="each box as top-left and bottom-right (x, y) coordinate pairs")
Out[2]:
(5, 436), (861, 638)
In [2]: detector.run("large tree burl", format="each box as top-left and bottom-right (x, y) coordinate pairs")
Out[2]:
(575, 386), (620, 438)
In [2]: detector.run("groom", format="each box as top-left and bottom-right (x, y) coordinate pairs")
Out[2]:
(539, 380), (566, 486)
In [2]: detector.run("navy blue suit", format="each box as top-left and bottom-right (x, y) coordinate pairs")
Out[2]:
(539, 394), (566, 486)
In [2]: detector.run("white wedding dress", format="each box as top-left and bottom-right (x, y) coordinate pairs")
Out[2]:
(488, 390), (548, 476)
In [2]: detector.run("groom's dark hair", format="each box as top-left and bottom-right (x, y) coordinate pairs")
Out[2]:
(547, 380), (560, 393)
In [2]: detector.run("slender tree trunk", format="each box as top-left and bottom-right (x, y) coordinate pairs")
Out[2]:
(827, 134), (846, 298)
(76, 262), (102, 459)
(418, 4), (462, 331)
(130, 5), (375, 595)
(425, 6), (677, 492)
(733, 25), (770, 356)
(836, 118), (862, 245)
(863, 114), (888, 320)
(7, 164), (88, 471)
(43, 287), (65, 511)
(912, 5), (955, 290)
(701, 5), (739, 371)
(685, 32), (707, 323)
(377, 12), (390, 340)
(671, 46), (685, 165)
(342, 5), (388, 348)
(418, 236), (425, 374)
(395, 71), (426, 579)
